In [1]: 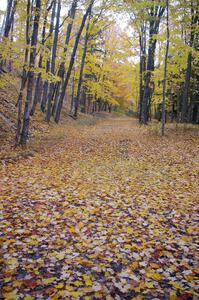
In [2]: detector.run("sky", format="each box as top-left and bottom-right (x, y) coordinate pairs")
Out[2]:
(0, 0), (130, 31)
(0, 0), (6, 11)
(0, 0), (6, 29)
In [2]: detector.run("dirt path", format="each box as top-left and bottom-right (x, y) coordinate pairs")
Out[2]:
(0, 117), (199, 299)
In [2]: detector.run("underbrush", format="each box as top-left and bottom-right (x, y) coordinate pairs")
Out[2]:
(147, 122), (162, 136)
(75, 113), (103, 127)
(147, 121), (199, 137)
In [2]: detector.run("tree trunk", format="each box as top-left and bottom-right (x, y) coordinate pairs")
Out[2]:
(15, 0), (31, 145)
(141, 5), (165, 124)
(54, 0), (94, 123)
(52, 0), (78, 116)
(46, 0), (61, 122)
(40, 0), (57, 112)
(181, 52), (192, 122)
(30, 2), (50, 115)
(73, 12), (91, 118)
(162, 0), (170, 136)
(139, 22), (146, 123)
(4, 0), (17, 38)
(20, 0), (41, 146)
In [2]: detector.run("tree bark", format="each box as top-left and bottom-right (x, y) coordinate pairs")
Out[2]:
(139, 22), (146, 123)
(52, 0), (78, 116)
(40, 0), (57, 112)
(15, 0), (31, 145)
(73, 11), (91, 118)
(20, 0), (41, 146)
(30, 1), (52, 115)
(54, 0), (95, 123)
(141, 5), (165, 124)
(162, 0), (170, 136)
(4, 0), (17, 38)
(46, 0), (61, 122)
(181, 1), (197, 123)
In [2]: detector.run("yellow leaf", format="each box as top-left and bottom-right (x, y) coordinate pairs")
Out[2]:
(4, 277), (12, 283)
(146, 271), (162, 281)
(150, 263), (160, 269)
(127, 227), (133, 234)
(152, 272), (162, 281)
(169, 281), (182, 290)
(187, 226), (194, 234)
(56, 252), (65, 260)
(43, 277), (56, 285)
(83, 287), (92, 293)
(3, 292), (18, 300)
(169, 291), (177, 300)
(73, 280), (82, 287)
(95, 292), (103, 298)
(83, 274), (92, 286)
(65, 285), (73, 291)
(181, 236), (191, 242)
(77, 222), (84, 229)
(124, 244), (131, 249)
(57, 291), (66, 297)
(145, 282), (154, 289)
(24, 296), (34, 300)
(68, 226), (76, 233)
(56, 282), (64, 289)
(13, 280), (22, 288)
(70, 291), (83, 298)
(7, 258), (18, 266)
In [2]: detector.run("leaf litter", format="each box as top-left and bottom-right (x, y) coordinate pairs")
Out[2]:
(0, 117), (199, 299)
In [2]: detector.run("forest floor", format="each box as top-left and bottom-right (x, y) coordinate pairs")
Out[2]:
(0, 116), (199, 300)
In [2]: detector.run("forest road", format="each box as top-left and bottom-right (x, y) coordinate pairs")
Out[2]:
(0, 116), (199, 299)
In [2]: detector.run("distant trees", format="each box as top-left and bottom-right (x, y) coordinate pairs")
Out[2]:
(0, 0), (17, 70)
(180, 0), (198, 123)
(125, 0), (199, 127)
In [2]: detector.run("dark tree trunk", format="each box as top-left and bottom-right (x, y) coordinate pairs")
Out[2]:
(70, 66), (76, 113)
(52, 0), (78, 116)
(15, 0), (31, 145)
(181, 53), (192, 122)
(181, 1), (198, 123)
(87, 94), (92, 114)
(141, 5), (165, 124)
(30, 1), (51, 116)
(40, 0), (57, 113)
(80, 88), (87, 113)
(8, 15), (14, 71)
(54, 0), (94, 123)
(139, 22), (146, 122)
(20, 0), (41, 146)
(4, 0), (17, 38)
(73, 12), (91, 118)
(46, 0), (61, 122)
(162, 0), (170, 136)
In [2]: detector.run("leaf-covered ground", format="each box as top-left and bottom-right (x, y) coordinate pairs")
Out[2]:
(0, 117), (199, 300)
